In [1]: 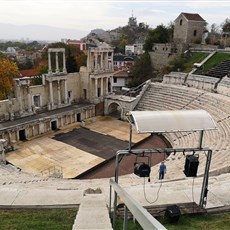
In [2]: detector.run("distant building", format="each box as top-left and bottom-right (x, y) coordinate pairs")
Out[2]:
(128, 12), (137, 27)
(125, 45), (135, 55)
(125, 43), (144, 55)
(66, 39), (87, 51)
(113, 54), (138, 71)
(112, 70), (132, 91)
(174, 12), (206, 44)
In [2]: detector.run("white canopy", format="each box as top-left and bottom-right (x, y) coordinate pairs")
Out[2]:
(129, 110), (217, 134)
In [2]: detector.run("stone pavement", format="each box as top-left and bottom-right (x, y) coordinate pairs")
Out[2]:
(0, 172), (230, 211)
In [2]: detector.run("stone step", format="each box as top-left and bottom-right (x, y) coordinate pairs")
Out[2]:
(72, 194), (112, 230)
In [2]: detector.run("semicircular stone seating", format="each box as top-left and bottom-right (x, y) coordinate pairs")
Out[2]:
(135, 82), (230, 181)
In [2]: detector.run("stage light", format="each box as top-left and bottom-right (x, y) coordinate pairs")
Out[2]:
(134, 162), (151, 177)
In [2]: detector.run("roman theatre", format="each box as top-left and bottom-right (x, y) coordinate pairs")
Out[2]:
(1, 46), (230, 229)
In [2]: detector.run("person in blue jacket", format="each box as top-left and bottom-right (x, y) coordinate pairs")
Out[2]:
(159, 161), (166, 179)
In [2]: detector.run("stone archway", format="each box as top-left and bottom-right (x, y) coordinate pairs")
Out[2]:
(107, 102), (122, 119)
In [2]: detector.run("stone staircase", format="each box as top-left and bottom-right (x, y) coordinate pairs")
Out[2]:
(72, 194), (112, 230)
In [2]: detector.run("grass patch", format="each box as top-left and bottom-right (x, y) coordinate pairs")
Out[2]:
(164, 213), (230, 230)
(115, 212), (230, 230)
(0, 208), (78, 230)
(195, 52), (230, 74)
(183, 52), (209, 73)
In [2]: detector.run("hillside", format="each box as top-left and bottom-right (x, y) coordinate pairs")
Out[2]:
(82, 23), (149, 50)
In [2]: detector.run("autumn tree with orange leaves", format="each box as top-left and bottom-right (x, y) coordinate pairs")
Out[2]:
(0, 58), (19, 100)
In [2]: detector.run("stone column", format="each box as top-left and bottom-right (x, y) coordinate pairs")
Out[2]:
(105, 77), (109, 94)
(0, 139), (6, 164)
(100, 77), (104, 97)
(95, 52), (98, 71)
(63, 51), (67, 73)
(17, 83), (23, 115)
(110, 76), (113, 92)
(57, 80), (61, 106)
(106, 52), (109, 70)
(111, 52), (114, 70)
(95, 78), (98, 97)
(87, 50), (91, 71)
(48, 50), (52, 74)
(64, 79), (68, 104)
(100, 52), (103, 70)
(49, 81), (54, 108)
(27, 84), (32, 113)
(55, 52), (59, 73)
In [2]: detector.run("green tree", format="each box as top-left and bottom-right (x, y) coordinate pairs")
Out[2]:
(0, 58), (19, 100)
(221, 18), (230, 32)
(164, 54), (187, 73)
(143, 24), (172, 52)
(128, 52), (152, 87)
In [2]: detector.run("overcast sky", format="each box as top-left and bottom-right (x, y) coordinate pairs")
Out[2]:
(0, 0), (230, 41)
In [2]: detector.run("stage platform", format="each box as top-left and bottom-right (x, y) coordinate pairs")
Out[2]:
(6, 116), (149, 179)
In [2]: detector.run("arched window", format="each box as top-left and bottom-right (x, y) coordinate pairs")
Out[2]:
(180, 19), (183, 25)
(194, 30), (197, 36)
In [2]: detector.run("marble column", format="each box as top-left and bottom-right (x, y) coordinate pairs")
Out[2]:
(95, 78), (98, 97)
(100, 52), (103, 70)
(100, 77), (104, 96)
(27, 84), (32, 113)
(110, 76), (113, 92)
(63, 51), (67, 73)
(49, 81), (54, 108)
(64, 79), (68, 104)
(106, 52), (109, 70)
(17, 83), (23, 115)
(95, 52), (98, 71)
(111, 52), (114, 70)
(105, 77), (109, 94)
(57, 80), (61, 106)
(7, 131), (12, 145)
(55, 52), (59, 73)
(48, 51), (52, 74)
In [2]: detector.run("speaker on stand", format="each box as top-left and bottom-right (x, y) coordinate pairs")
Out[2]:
(184, 154), (199, 177)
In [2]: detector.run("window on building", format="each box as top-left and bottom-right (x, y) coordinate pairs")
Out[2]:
(83, 89), (87, 99)
(194, 30), (197, 36)
(113, 77), (117, 83)
(180, 19), (183, 25)
(33, 95), (40, 107)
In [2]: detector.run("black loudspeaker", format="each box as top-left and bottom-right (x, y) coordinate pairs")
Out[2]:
(184, 155), (199, 177)
(164, 205), (181, 223)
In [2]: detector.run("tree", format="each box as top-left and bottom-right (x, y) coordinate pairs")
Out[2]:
(143, 24), (172, 51)
(221, 18), (230, 32)
(0, 58), (19, 100)
(210, 23), (220, 33)
(128, 52), (152, 87)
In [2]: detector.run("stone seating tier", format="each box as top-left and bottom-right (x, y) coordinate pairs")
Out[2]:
(206, 60), (230, 78)
(135, 82), (230, 180)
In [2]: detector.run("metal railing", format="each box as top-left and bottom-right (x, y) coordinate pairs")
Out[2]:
(110, 178), (167, 230)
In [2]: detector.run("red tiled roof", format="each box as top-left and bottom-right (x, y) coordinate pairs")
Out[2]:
(113, 70), (130, 78)
(19, 69), (40, 77)
(182, 12), (205, 21)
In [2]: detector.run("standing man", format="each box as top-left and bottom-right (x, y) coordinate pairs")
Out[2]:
(159, 161), (166, 179)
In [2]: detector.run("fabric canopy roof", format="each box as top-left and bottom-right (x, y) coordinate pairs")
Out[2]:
(129, 110), (217, 134)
